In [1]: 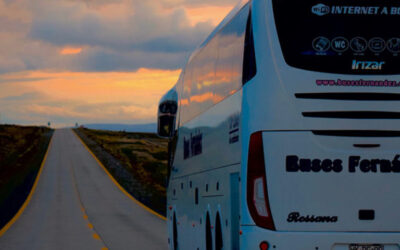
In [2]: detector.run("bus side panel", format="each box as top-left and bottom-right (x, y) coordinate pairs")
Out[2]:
(167, 90), (242, 250)
(169, 166), (240, 250)
(230, 172), (240, 250)
(172, 90), (242, 178)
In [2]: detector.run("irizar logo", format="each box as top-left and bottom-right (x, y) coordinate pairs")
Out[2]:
(352, 60), (385, 70)
(312, 3), (330, 16)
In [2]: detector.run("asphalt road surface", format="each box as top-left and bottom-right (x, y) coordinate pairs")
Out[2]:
(0, 129), (167, 250)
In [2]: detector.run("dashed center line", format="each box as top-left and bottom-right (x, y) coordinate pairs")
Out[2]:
(93, 233), (101, 240)
(70, 160), (109, 250)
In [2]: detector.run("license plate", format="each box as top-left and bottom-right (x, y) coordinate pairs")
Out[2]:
(349, 244), (384, 250)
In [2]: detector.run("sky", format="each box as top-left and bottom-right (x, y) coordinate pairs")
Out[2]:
(0, 0), (237, 127)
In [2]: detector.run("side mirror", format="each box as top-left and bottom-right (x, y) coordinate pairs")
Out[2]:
(157, 101), (177, 138)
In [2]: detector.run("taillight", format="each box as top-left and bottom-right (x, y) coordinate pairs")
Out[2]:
(247, 132), (275, 230)
(259, 241), (270, 250)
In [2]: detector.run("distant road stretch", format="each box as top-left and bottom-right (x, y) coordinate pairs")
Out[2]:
(0, 129), (167, 250)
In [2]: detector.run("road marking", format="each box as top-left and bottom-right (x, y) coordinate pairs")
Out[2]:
(70, 156), (109, 250)
(93, 233), (101, 240)
(73, 129), (167, 221)
(0, 135), (54, 237)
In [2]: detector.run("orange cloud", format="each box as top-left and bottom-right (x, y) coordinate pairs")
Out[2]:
(185, 6), (233, 26)
(5, 68), (179, 102)
(60, 47), (83, 55)
(0, 68), (180, 127)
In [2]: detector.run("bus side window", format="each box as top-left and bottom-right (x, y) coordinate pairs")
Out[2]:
(242, 10), (257, 85)
(215, 5), (249, 97)
(180, 63), (193, 125)
(195, 188), (199, 205)
(189, 35), (218, 118)
(180, 4), (250, 125)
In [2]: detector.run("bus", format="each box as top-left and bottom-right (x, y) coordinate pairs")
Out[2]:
(158, 0), (400, 249)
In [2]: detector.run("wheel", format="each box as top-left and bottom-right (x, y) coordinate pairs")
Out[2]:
(206, 213), (213, 250)
(215, 213), (223, 250)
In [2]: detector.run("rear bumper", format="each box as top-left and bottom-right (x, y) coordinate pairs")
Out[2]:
(241, 226), (400, 249)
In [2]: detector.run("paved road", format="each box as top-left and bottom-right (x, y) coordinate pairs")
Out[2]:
(0, 129), (167, 250)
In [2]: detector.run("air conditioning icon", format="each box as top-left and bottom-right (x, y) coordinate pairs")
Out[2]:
(312, 4), (330, 16)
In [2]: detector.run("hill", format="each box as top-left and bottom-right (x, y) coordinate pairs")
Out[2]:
(83, 123), (156, 133)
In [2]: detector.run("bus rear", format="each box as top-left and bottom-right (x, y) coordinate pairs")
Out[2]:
(242, 0), (400, 249)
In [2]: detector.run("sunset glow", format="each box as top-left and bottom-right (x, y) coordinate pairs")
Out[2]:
(0, 69), (180, 127)
(60, 47), (83, 55)
(186, 6), (233, 26)
(0, 0), (237, 127)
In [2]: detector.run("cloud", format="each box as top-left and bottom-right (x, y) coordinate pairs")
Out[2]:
(60, 47), (83, 55)
(66, 0), (125, 8)
(4, 100), (160, 127)
(0, 0), (237, 73)
(75, 48), (187, 72)
(0, 91), (46, 101)
(0, 0), (238, 126)
(157, 0), (237, 8)
(29, 0), (213, 52)
(0, 69), (180, 127)
(0, 76), (51, 84)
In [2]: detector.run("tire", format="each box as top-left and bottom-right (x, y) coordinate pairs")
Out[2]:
(206, 213), (213, 250)
(215, 213), (223, 250)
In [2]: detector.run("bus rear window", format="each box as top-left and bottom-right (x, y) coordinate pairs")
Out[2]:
(272, 0), (400, 75)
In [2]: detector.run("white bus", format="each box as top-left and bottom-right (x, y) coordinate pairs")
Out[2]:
(158, 0), (400, 249)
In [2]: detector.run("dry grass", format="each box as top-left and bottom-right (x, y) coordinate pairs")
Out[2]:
(76, 128), (168, 204)
(0, 125), (53, 228)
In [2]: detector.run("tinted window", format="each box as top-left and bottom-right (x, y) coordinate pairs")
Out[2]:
(243, 10), (257, 84)
(273, 0), (400, 74)
(189, 36), (219, 119)
(180, 63), (193, 124)
(159, 101), (177, 114)
(180, 4), (249, 124)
